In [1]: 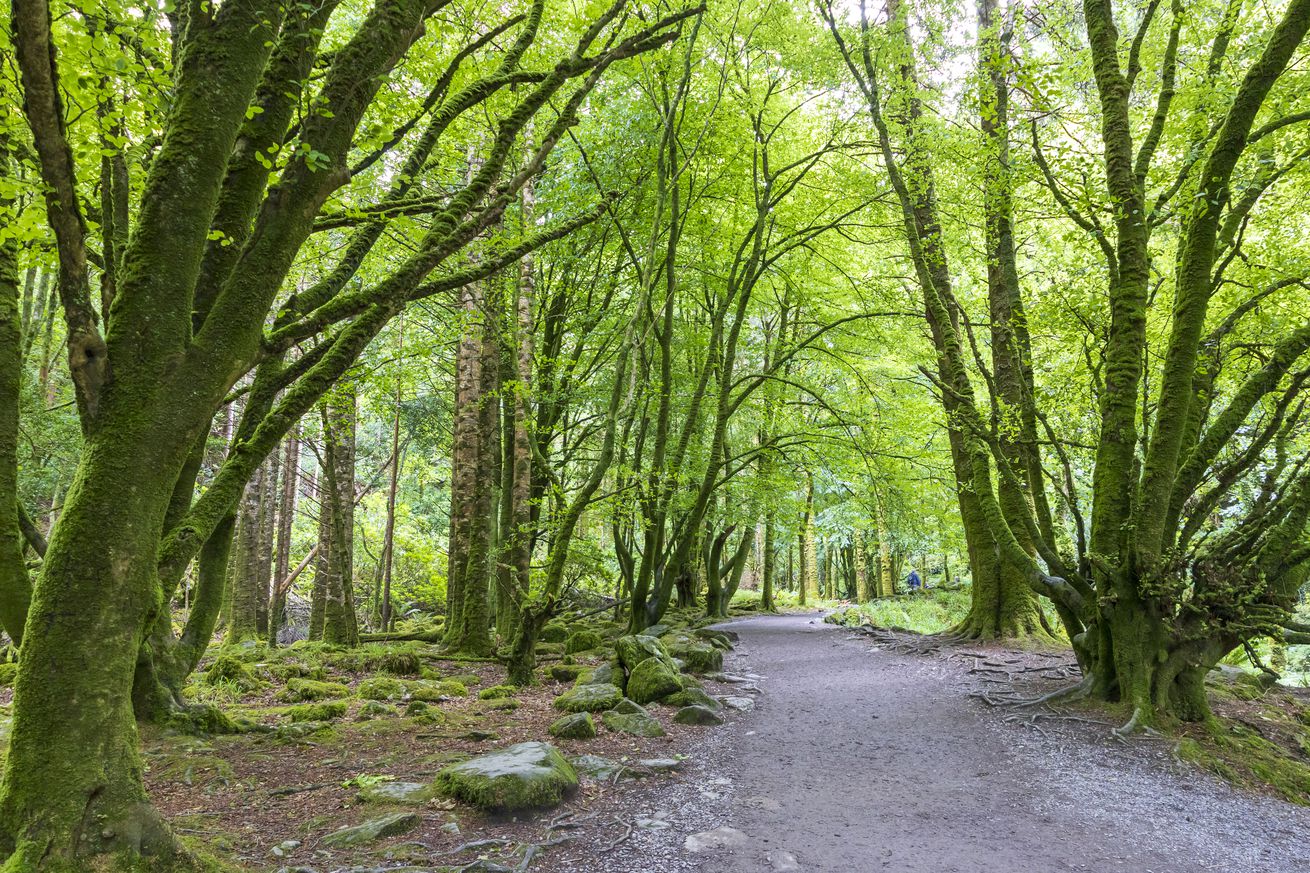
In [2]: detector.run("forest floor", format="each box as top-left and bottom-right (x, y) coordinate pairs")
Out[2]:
(126, 611), (1310, 872)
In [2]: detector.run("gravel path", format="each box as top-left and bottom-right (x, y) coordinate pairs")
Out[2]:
(688, 612), (1310, 873)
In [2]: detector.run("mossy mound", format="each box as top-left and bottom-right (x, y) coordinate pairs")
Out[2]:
(549, 712), (597, 740)
(366, 649), (423, 676)
(574, 662), (623, 690)
(554, 683), (623, 713)
(356, 700), (400, 720)
(408, 679), (468, 701)
(436, 741), (579, 811)
(564, 629), (605, 654)
(203, 654), (262, 691)
(478, 684), (517, 700)
(1178, 722), (1310, 804)
(286, 701), (349, 722)
(539, 622), (570, 644)
(282, 678), (350, 701)
(626, 657), (682, 704)
(446, 672), (483, 687)
(357, 676), (407, 701)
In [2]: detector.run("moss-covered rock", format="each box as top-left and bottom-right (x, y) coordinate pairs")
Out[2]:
(539, 622), (570, 643)
(661, 632), (723, 674)
(478, 684), (517, 700)
(549, 712), (597, 740)
(436, 742), (579, 811)
(356, 700), (400, 720)
(321, 812), (419, 847)
(674, 704), (725, 725)
(694, 627), (737, 650)
(549, 663), (588, 683)
(356, 780), (438, 805)
(282, 677), (350, 701)
(408, 679), (468, 701)
(575, 661), (622, 690)
(615, 635), (676, 672)
(626, 657), (682, 704)
(357, 676), (407, 701)
(663, 686), (721, 710)
(564, 629), (605, 654)
(601, 708), (666, 738)
(554, 683), (624, 713)
(286, 701), (349, 722)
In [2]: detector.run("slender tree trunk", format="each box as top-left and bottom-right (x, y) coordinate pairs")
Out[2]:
(0, 143), (32, 643)
(799, 475), (816, 605)
(269, 433), (299, 644)
(321, 385), (359, 646)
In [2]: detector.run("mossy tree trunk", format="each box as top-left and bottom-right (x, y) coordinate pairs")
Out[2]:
(0, 138), (33, 646)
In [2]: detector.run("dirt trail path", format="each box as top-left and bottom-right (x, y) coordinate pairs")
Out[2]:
(694, 612), (1310, 873)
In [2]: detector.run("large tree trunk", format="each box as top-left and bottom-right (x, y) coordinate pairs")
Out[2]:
(0, 410), (200, 866)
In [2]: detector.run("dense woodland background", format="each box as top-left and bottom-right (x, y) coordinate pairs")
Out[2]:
(3, 0), (1310, 868)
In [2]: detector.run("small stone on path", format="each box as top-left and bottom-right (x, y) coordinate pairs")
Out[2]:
(684, 825), (750, 852)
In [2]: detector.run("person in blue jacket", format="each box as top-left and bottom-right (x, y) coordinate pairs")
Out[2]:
(906, 569), (922, 590)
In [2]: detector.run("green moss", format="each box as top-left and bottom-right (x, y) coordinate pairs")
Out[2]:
(564, 629), (604, 654)
(626, 658), (682, 704)
(203, 654), (262, 691)
(477, 684), (517, 700)
(286, 701), (349, 722)
(539, 622), (569, 643)
(0, 662), (18, 686)
(1178, 723), (1310, 804)
(356, 700), (401, 720)
(446, 672), (482, 687)
(408, 679), (467, 701)
(357, 676), (407, 700)
(281, 677), (350, 701)
(554, 683), (623, 713)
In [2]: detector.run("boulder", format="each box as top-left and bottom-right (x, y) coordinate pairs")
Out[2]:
(674, 704), (724, 725)
(693, 627), (737, 649)
(436, 742), (578, 811)
(626, 657), (682, 704)
(637, 623), (670, 638)
(575, 661), (622, 689)
(549, 663), (588, 683)
(570, 754), (624, 781)
(564, 629), (605, 654)
(553, 683), (623, 713)
(721, 695), (755, 712)
(663, 687), (722, 710)
(320, 812), (419, 848)
(548, 712), (597, 740)
(356, 780), (437, 805)
(615, 635), (676, 672)
(660, 633), (723, 674)
(601, 708), (666, 738)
